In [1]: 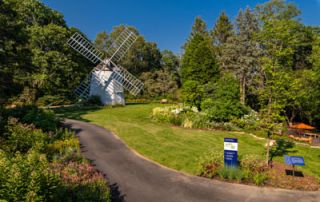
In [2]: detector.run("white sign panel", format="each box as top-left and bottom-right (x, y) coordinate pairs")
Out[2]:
(224, 142), (238, 151)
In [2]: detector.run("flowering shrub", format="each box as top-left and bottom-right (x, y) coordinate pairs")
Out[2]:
(152, 105), (238, 131)
(1, 107), (111, 201)
(52, 162), (111, 201)
(240, 154), (267, 174)
(4, 118), (48, 153)
(0, 150), (60, 201)
(198, 150), (224, 178)
(47, 137), (82, 163)
(231, 110), (260, 130)
(198, 150), (268, 184)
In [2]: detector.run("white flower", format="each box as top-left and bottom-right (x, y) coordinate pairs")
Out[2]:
(191, 106), (199, 113)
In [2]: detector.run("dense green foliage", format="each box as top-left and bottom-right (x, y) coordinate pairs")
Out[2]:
(180, 0), (320, 130)
(201, 74), (248, 122)
(0, 107), (111, 201)
(0, 0), (91, 105)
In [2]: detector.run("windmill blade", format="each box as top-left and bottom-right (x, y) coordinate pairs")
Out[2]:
(108, 61), (143, 96)
(106, 27), (138, 63)
(68, 32), (103, 64)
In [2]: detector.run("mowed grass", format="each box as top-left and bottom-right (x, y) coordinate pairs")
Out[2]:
(56, 104), (320, 178)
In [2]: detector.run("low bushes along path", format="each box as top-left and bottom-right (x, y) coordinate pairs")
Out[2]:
(64, 119), (320, 202)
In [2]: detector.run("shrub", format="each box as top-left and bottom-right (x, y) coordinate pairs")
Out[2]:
(152, 105), (186, 126)
(50, 128), (74, 142)
(217, 167), (229, 179)
(199, 151), (269, 185)
(202, 98), (248, 122)
(217, 167), (247, 182)
(231, 110), (260, 130)
(6, 106), (59, 131)
(152, 105), (240, 131)
(4, 118), (48, 153)
(240, 154), (267, 174)
(0, 150), (61, 201)
(235, 169), (251, 182)
(47, 137), (81, 163)
(198, 150), (224, 178)
(253, 173), (268, 186)
(200, 74), (248, 122)
(85, 95), (103, 106)
(184, 112), (211, 129)
(52, 162), (111, 201)
(22, 108), (58, 132)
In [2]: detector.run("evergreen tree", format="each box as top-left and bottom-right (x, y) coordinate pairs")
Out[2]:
(211, 11), (233, 46)
(220, 8), (262, 105)
(181, 17), (218, 83)
(180, 17), (219, 107)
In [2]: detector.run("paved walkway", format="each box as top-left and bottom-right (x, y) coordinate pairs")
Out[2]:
(64, 119), (320, 202)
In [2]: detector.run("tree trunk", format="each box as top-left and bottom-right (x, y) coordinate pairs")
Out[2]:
(266, 137), (270, 165)
(240, 75), (246, 105)
(266, 89), (273, 165)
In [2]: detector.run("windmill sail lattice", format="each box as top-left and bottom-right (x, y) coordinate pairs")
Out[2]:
(106, 28), (138, 62)
(68, 32), (103, 64)
(68, 28), (143, 100)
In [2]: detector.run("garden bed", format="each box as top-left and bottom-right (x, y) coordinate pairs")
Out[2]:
(0, 106), (111, 201)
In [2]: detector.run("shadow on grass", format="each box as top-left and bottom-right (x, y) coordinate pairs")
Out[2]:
(54, 106), (102, 122)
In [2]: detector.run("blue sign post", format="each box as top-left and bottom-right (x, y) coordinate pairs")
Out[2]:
(284, 156), (305, 176)
(224, 138), (238, 168)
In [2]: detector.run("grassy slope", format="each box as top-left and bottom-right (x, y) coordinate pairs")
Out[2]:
(56, 104), (320, 178)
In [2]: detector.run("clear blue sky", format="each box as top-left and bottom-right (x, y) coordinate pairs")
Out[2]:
(42, 0), (320, 54)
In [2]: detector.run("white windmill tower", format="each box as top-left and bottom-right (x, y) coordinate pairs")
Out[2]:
(67, 27), (143, 105)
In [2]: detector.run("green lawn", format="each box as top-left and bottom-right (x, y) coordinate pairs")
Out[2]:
(55, 104), (320, 178)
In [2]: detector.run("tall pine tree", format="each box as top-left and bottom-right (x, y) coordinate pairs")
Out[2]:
(220, 8), (261, 105)
(181, 17), (219, 107)
(211, 11), (233, 46)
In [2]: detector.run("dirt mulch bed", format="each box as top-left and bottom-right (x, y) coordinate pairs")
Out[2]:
(265, 162), (320, 191)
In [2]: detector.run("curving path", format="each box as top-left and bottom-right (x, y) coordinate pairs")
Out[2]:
(64, 119), (320, 202)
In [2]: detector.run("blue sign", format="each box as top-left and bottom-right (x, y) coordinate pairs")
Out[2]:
(224, 138), (238, 167)
(284, 156), (305, 166)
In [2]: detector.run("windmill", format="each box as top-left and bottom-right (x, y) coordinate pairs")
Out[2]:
(67, 27), (143, 105)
